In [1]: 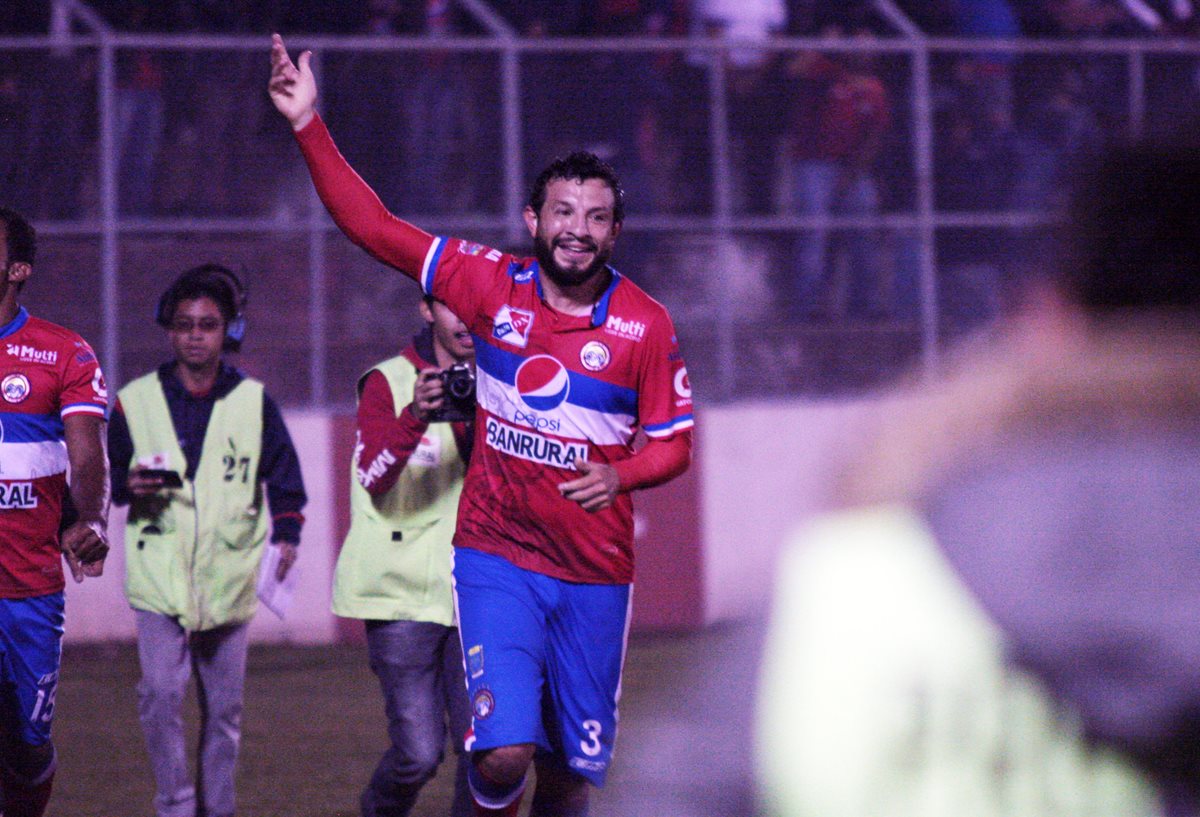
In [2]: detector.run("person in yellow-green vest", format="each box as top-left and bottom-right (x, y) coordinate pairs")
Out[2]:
(334, 294), (475, 817)
(107, 264), (307, 817)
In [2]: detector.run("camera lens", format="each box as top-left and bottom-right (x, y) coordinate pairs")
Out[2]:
(448, 374), (473, 399)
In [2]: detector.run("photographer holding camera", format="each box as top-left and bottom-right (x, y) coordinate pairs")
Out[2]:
(333, 294), (475, 817)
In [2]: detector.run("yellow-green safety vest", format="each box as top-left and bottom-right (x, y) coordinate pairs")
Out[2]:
(332, 356), (464, 625)
(120, 371), (269, 631)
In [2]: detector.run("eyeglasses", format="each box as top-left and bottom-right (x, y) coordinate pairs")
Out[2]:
(169, 318), (224, 333)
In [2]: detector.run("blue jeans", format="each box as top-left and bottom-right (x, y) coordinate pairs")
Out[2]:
(791, 160), (883, 318)
(362, 619), (472, 817)
(134, 611), (247, 817)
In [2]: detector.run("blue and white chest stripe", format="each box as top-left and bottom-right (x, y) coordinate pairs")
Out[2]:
(474, 338), (638, 447)
(0, 412), (69, 480)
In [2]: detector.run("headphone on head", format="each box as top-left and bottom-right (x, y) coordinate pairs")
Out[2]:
(155, 263), (248, 352)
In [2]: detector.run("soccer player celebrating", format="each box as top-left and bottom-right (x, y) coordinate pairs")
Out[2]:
(269, 34), (694, 817)
(0, 207), (110, 817)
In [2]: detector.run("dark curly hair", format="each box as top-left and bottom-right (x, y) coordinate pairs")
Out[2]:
(527, 151), (625, 225)
(156, 264), (243, 326)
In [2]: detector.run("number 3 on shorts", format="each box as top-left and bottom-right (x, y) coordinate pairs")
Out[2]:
(580, 719), (603, 757)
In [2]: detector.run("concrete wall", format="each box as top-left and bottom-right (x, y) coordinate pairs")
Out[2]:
(63, 400), (871, 642)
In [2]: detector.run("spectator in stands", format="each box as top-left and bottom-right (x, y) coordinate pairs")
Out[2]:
(104, 3), (171, 215)
(693, 0), (789, 214)
(1012, 65), (1102, 211)
(934, 71), (1021, 331)
(787, 24), (892, 320)
(400, 1), (484, 214)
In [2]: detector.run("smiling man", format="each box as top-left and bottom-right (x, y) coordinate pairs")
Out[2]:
(269, 34), (694, 817)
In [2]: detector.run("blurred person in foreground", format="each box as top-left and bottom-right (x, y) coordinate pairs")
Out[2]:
(269, 33), (694, 817)
(334, 294), (476, 817)
(0, 207), (109, 816)
(108, 264), (307, 817)
(757, 129), (1200, 816)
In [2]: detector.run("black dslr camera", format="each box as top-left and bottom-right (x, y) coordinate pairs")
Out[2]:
(429, 363), (476, 422)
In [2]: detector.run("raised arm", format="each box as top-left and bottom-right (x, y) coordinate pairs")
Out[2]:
(268, 33), (433, 278)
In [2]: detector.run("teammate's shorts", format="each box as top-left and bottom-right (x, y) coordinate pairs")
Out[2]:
(0, 593), (65, 747)
(452, 547), (632, 787)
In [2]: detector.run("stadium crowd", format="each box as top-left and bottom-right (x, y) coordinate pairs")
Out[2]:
(0, 0), (1197, 330)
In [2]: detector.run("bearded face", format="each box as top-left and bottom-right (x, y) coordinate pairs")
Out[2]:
(533, 228), (613, 289)
(525, 177), (621, 292)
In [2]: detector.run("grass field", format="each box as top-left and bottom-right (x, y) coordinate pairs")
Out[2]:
(51, 623), (760, 817)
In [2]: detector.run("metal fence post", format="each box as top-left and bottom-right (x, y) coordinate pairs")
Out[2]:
(911, 39), (939, 378)
(98, 33), (120, 389)
(707, 43), (736, 401)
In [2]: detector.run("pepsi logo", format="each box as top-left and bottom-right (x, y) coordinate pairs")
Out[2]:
(515, 355), (570, 412)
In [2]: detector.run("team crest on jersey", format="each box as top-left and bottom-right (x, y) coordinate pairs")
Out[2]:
(458, 240), (486, 256)
(473, 687), (495, 719)
(516, 356), (570, 411)
(1, 374), (30, 403)
(493, 305), (534, 348)
(580, 341), (611, 372)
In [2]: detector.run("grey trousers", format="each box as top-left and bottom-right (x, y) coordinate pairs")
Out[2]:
(135, 610), (248, 817)
(361, 619), (472, 817)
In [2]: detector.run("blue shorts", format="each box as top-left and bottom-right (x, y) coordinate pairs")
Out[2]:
(0, 593), (65, 747)
(452, 547), (632, 787)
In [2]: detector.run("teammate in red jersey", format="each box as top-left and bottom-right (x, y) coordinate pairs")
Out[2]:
(0, 207), (109, 817)
(270, 34), (693, 816)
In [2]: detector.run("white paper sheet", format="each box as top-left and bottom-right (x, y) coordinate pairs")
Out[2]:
(256, 544), (298, 619)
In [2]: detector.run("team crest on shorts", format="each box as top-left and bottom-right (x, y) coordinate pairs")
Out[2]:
(2, 373), (30, 403)
(473, 688), (495, 719)
(580, 341), (611, 372)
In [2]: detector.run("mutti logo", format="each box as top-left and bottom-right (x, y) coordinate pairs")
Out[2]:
(604, 314), (646, 341)
(5, 344), (57, 365)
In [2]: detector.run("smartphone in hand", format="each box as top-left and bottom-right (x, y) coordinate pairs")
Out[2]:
(139, 468), (183, 488)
